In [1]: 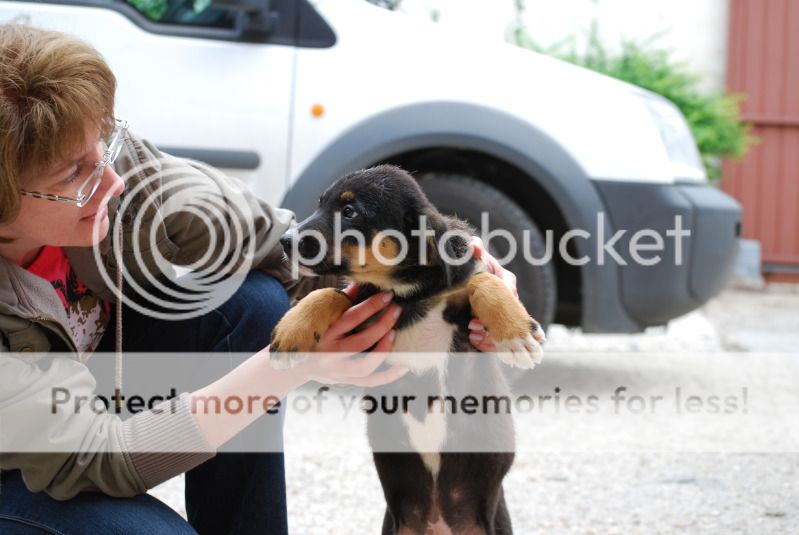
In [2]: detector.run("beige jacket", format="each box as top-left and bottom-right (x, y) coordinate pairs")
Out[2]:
(0, 134), (324, 500)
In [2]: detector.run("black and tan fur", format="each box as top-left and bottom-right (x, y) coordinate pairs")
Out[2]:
(271, 165), (545, 535)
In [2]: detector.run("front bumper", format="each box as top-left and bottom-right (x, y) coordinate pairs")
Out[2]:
(593, 180), (741, 328)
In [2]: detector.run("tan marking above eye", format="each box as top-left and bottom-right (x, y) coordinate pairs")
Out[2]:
(340, 191), (355, 202)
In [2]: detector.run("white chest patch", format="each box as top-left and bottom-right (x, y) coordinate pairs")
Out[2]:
(387, 301), (454, 374)
(401, 409), (446, 477)
(387, 301), (455, 477)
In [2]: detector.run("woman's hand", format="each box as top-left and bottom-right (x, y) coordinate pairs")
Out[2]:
(467, 318), (496, 352)
(295, 284), (409, 387)
(468, 236), (517, 352)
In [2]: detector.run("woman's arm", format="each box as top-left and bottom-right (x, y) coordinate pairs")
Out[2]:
(190, 287), (407, 449)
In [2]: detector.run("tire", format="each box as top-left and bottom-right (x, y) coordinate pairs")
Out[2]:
(417, 173), (557, 330)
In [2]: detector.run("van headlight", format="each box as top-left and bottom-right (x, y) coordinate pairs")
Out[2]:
(639, 92), (706, 181)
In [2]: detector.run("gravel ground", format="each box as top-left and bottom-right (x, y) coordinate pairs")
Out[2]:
(148, 284), (799, 533)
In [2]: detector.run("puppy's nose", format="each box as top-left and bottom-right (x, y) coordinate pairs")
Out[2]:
(279, 232), (294, 254)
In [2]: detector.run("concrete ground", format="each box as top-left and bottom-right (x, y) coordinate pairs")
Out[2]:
(149, 284), (799, 534)
(703, 283), (799, 352)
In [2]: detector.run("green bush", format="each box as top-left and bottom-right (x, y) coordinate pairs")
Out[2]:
(510, 13), (755, 181)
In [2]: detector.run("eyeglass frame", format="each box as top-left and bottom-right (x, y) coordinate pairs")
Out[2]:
(20, 119), (129, 208)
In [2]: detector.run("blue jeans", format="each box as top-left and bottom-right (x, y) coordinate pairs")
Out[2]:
(0, 271), (291, 535)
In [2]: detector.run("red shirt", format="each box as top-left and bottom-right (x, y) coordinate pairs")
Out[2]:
(26, 246), (110, 361)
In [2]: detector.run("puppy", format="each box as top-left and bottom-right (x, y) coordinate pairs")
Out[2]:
(271, 165), (545, 534)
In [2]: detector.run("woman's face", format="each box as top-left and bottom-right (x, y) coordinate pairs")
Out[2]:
(0, 124), (125, 264)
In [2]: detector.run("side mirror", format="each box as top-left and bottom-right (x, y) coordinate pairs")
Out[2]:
(211, 0), (278, 39)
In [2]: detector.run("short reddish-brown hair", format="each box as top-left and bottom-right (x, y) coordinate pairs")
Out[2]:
(0, 23), (116, 223)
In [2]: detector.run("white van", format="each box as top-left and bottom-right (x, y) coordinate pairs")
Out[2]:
(0, 0), (741, 332)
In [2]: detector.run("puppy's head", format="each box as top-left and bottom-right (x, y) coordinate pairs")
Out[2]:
(280, 165), (472, 293)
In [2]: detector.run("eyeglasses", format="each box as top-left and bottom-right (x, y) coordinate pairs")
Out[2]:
(20, 119), (129, 208)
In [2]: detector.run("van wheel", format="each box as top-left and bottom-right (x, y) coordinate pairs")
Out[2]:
(417, 173), (556, 331)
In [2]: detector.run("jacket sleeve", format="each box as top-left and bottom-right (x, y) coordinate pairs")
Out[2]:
(0, 136), (341, 500)
(0, 351), (215, 500)
(104, 133), (338, 302)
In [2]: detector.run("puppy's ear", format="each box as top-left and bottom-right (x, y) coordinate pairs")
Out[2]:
(422, 209), (459, 287)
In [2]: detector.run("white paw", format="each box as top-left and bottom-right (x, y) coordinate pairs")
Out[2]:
(269, 352), (308, 370)
(494, 333), (544, 369)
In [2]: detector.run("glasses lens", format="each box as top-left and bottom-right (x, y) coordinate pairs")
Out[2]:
(108, 137), (124, 164)
(104, 121), (127, 166)
(74, 121), (127, 205)
(75, 167), (103, 207)
(81, 176), (103, 207)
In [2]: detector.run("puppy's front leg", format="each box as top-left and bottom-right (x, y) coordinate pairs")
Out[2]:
(270, 288), (352, 368)
(467, 272), (545, 369)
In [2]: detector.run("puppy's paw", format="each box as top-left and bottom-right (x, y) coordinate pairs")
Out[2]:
(493, 317), (545, 369)
(268, 288), (352, 369)
(270, 314), (324, 354)
(269, 320), (321, 370)
(269, 352), (309, 369)
(495, 333), (544, 369)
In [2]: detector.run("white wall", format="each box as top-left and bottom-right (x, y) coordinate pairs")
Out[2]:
(393, 0), (730, 93)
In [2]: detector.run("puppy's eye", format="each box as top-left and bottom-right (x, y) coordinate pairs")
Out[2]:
(342, 205), (357, 219)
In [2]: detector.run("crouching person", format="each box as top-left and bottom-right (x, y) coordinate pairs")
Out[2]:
(0, 23), (407, 534)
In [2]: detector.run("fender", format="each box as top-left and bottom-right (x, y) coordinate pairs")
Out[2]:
(282, 102), (640, 332)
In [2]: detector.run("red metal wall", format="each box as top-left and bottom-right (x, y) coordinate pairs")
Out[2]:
(722, 0), (799, 278)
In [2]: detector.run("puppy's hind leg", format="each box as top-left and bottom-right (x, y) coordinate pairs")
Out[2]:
(381, 508), (395, 535)
(490, 488), (513, 535)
